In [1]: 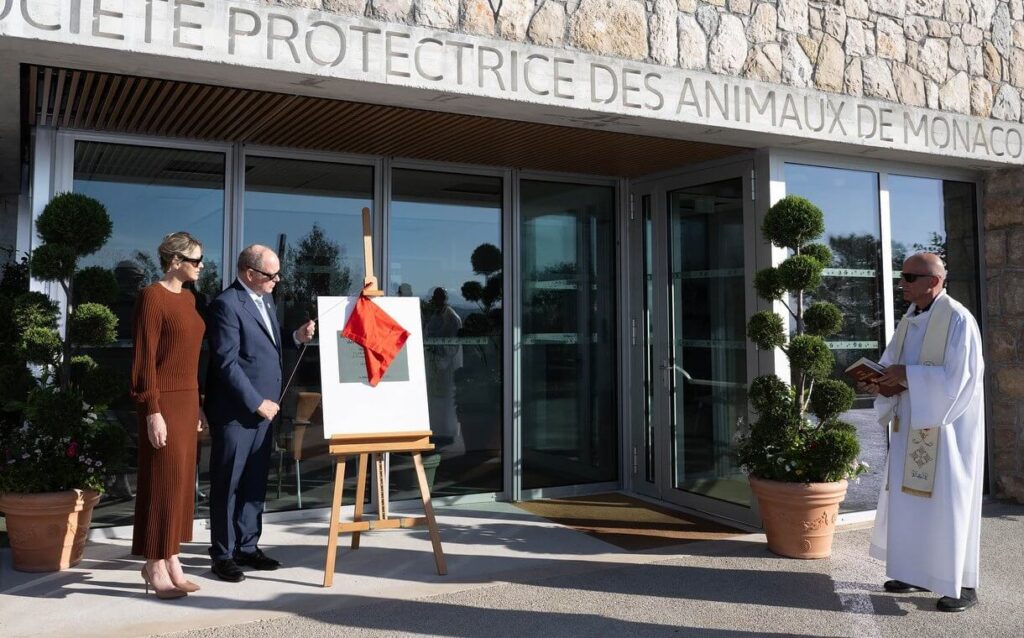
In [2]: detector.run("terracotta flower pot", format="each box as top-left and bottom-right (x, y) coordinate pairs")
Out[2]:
(0, 489), (101, 572)
(749, 477), (848, 559)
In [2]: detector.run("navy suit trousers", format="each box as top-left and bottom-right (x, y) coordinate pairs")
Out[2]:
(208, 420), (274, 560)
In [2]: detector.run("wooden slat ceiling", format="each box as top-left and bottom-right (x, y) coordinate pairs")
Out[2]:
(26, 65), (747, 177)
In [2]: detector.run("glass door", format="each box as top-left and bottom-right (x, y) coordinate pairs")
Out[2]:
(630, 162), (757, 525)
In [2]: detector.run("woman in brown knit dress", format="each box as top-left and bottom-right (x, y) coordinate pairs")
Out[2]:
(130, 232), (207, 599)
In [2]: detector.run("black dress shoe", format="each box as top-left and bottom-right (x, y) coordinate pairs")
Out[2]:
(937, 588), (978, 612)
(211, 558), (246, 582)
(883, 579), (929, 593)
(234, 548), (281, 571)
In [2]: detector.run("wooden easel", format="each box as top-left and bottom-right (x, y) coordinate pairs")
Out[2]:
(322, 207), (447, 587)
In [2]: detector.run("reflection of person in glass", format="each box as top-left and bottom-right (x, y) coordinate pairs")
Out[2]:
(424, 287), (463, 451)
(114, 260), (146, 341)
(130, 232), (207, 599)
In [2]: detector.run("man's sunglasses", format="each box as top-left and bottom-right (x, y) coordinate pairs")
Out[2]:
(900, 272), (933, 283)
(250, 267), (282, 281)
(177, 253), (203, 266)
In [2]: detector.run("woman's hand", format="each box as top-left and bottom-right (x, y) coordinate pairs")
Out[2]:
(198, 408), (208, 432)
(146, 413), (169, 449)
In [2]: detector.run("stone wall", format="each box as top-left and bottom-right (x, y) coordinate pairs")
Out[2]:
(264, 0), (1024, 122)
(984, 169), (1024, 503)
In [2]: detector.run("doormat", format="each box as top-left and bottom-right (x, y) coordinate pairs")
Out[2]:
(516, 492), (745, 551)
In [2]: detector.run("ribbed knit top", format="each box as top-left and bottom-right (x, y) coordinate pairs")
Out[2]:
(130, 283), (205, 416)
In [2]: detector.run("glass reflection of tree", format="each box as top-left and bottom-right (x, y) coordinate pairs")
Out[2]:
(197, 262), (221, 298)
(809, 233), (883, 341)
(281, 223), (353, 325)
(453, 243), (502, 452)
(912, 232), (947, 262)
(523, 260), (576, 334)
(131, 250), (162, 286)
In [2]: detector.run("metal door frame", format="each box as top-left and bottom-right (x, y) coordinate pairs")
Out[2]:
(627, 157), (760, 526)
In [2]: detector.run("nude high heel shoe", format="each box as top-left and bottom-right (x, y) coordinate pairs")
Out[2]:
(168, 557), (201, 592)
(141, 565), (188, 599)
(170, 578), (201, 593)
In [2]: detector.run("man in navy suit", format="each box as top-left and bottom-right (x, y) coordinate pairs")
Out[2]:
(205, 245), (315, 582)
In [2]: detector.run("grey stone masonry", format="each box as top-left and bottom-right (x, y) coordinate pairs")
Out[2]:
(983, 168), (1024, 504)
(269, 0), (1024, 125)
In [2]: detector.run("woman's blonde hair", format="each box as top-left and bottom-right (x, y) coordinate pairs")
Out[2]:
(157, 232), (203, 271)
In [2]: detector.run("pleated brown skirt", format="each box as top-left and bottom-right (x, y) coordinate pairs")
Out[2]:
(132, 390), (199, 559)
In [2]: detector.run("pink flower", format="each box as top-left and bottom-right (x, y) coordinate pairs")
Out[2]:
(66, 441), (79, 458)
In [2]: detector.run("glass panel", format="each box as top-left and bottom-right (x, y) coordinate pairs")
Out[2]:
(242, 156), (373, 511)
(889, 177), (980, 319)
(388, 169), (503, 497)
(785, 163), (883, 513)
(521, 181), (618, 490)
(72, 141), (226, 526)
(642, 194), (655, 484)
(667, 178), (749, 506)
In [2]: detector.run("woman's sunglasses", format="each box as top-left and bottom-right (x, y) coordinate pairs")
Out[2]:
(177, 253), (204, 266)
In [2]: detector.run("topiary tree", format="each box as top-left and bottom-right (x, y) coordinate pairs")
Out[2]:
(0, 200), (127, 494)
(736, 195), (865, 484)
(27, 192), (118, 398)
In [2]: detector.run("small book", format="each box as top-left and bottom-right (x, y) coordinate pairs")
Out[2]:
(844, 357), (904, 397)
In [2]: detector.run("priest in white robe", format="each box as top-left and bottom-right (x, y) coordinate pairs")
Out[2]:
(864, 252), (985, 613)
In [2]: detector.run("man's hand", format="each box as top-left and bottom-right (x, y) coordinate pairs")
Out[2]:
(257, 399), (280, 421)
(198, 408), (208, 432)
(146, 413), (168, 449)
(295, 319), (316, 344)
(877, 364), (907, 388)
(857, 381), (880, 396)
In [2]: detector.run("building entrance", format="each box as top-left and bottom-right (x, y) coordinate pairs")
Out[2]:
(629, 161), (758, 526)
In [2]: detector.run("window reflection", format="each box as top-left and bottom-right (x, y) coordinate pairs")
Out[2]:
(521, 181), (618, 490)
(389, 169), (504, 497)
(784, 163), (884, 513)
(73, 141), (226, 526)
(243, 156), (373, 511)
(889, 176), (979, 319)
(667, 179), (748, 506)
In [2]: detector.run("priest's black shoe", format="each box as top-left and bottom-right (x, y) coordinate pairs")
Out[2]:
(937, 588), (978, 612)
(883, 579), (929, 593)
(211, 559), (246, 582)
(234, 548), (281, 571)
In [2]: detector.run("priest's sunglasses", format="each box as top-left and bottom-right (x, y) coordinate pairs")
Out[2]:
(900, 272), (934, 283)
(176, 253), (204, 266)
(250, 267), (282, 281)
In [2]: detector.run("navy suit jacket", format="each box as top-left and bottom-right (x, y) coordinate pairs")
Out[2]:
(204, 280), (292, 428)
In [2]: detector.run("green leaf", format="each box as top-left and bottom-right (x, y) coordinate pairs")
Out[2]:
(777, 254), (823, 291)
(762, 195), (825, 250)
(804, 302), (843, 337)
(786, 334), (834, 380)
(69, 303), (118, 347)
(36, 193), (113, 257)
(747, 311), (786, 350)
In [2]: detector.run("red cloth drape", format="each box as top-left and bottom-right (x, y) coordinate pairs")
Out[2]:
(341, 297), (410, 386)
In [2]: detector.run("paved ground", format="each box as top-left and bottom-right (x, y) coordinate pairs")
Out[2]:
(1, 500), (1022, 638)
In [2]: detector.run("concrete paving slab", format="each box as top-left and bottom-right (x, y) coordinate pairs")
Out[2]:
(1, 501), (1022, 638)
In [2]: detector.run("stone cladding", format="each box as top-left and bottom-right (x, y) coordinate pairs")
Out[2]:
(262, 0), (1024, 122)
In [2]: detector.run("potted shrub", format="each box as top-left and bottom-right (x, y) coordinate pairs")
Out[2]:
(736, 195), (867, 559)
(0, 193), (126, 572)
